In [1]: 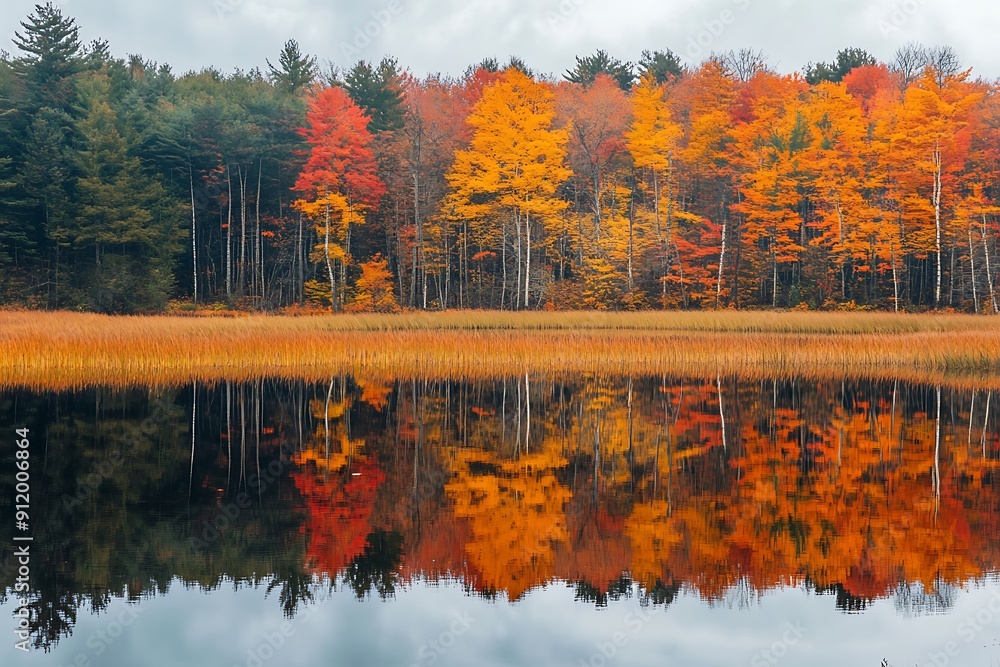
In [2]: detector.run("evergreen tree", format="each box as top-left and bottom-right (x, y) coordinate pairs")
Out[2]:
(0, 59), (38, 294)
(267, 39), (317, 95)
(564, 50), (635, 90)
(70, 72), (183, 312)
(11, 2), (84, 110)
(7, 3), (90, 306)
(17, 107), (75, 305)
(804, 47), (877, 84)
(638, 49), (683, 85)
(344, 58), (404, 134)
(467, 57), (500, 75)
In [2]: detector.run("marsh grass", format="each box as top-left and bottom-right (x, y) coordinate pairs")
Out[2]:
(3, 310), (1000, 390)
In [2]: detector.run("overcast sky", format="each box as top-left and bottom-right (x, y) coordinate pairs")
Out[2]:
(1, 0), (996, 80)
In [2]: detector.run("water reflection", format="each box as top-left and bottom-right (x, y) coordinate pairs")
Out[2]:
(1, 376), (998, 651)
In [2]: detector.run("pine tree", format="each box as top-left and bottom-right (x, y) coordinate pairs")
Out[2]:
(267, 40), (317, 95)
(564, 50), (635, 90)
(11, 2), (84, 110)
(804, 48), (877, 85)
(638, 50), (683, 85)
(70, 72), (183, 312)
(344, 58), (404, 134)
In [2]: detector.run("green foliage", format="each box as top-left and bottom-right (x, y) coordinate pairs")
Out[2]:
(344, 58), (404, 134)
(69, 71), (183, 312)
(565, 50), (635, 90)
(638, 49), (683, 85)
(267, 39), (317, 94)
(804, 47), (877, 84)
(11, 1), (84, 110)
(465, 55), (533, 78)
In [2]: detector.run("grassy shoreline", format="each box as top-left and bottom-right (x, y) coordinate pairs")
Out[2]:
(3, 310), (1000, 390)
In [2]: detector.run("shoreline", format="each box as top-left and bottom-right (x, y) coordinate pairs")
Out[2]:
(4, 310), (1000, 390)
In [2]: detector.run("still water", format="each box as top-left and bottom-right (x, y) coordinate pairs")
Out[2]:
(1, 376), (999, 666)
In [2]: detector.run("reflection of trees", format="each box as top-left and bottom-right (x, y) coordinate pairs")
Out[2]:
(0, 386), (311, 651)
(4, 376), (1000, 651)
(342, 531), (404, 600)
(361, 377), (1000, 610)
(444, 444), (571, 601)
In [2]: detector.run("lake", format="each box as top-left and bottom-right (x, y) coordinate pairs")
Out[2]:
(1, 375), (999, 666)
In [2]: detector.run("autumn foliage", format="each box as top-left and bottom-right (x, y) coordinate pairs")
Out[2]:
(286, 57), (1000, 314)
(287, 375), (1000, 609)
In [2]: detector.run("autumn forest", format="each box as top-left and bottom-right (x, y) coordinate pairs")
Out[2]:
(4, 4), (1000, 314)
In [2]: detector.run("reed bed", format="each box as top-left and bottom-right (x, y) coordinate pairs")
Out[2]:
(2, 310), (1000, 391)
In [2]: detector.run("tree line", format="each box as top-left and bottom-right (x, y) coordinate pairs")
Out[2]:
(1, 3), (998, 313)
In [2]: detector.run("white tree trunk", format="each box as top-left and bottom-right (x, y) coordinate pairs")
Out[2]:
(970, 228), (979, 313)
(717, 375), (727, 451)
(189, 163), (198, 304)
(525, 212), (531, 308)
(934, 144), (943, 307)
(983, 213), (997, 313)
(892, 242), (900, 313)
(324, 198), (336, 313)
(716, 218), (727, 307)
(226, 166), (233, 298)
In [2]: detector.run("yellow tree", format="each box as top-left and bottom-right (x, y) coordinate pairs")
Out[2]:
(445, 442), (571, 600)
(627, 72), (684, 301)
(731, 74), (810, 307)
(444, 70), (571, 310)
(678, 61), (738, 306)
(882, 69), (981, 308)
(346, 254), (399, 313)
(955, 185), (1000, 313)
(867, 86), (908, 310)
(804, 81), (885, 306)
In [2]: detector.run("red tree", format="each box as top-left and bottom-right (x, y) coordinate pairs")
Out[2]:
(295, 86), (384, 205)
(294, 86), (386, 310)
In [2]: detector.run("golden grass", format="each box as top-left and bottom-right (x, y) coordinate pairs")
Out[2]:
(2, 309), (1000, 391)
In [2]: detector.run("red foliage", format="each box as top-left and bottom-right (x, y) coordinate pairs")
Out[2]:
(843, 64), (895, 112)
(292, 458), (386, 575)
(294, 86), (385, 207)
